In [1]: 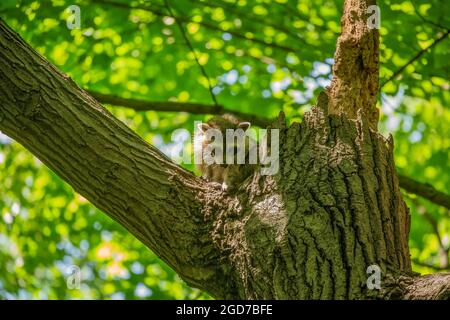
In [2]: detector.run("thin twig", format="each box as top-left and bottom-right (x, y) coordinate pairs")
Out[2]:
(273, 1), (331, 32)
(422, 211), (449, 268)
(94, 0), (297, 53)
(409, 198), (449, 270)
(163, 0), (219, 107)
(412, 259), (450, 271)
(411, 2), (449, 31)
(381, 29), (450, 89)
(189, 0), (309, 43)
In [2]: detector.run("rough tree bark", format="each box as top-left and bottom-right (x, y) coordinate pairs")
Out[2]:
(0, 0), (449, 300)
(328, 0), (380, 130)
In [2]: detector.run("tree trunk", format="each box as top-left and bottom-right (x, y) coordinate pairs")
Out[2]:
(0, 3), (449, 300)
(327, 0), (380, 130)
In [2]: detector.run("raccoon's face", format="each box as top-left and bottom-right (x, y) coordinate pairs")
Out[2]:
(196, 120), (251, 165)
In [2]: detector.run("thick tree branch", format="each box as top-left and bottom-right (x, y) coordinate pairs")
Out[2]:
(0, 18), (233, 298)
(87, 90), (272, 127)
(399, 174), (450, 210)
(403, 274), (450, 300)
(383, 273), (450, 300)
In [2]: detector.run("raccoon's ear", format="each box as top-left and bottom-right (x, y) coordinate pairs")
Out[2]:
(238, 122), (251, 131)
(197, 123), (211, 132)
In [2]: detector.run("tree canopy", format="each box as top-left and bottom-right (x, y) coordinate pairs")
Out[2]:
(0, 0), (449, 299)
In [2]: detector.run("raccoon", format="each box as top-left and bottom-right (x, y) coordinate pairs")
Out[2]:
(194, 114), (257, 192)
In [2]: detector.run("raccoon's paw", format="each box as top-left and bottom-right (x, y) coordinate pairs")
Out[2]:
(222, 181), (240, 193)
(208, 181), (223, 190)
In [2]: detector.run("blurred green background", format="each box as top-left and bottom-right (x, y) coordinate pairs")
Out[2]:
(0, 0), (449, 299)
